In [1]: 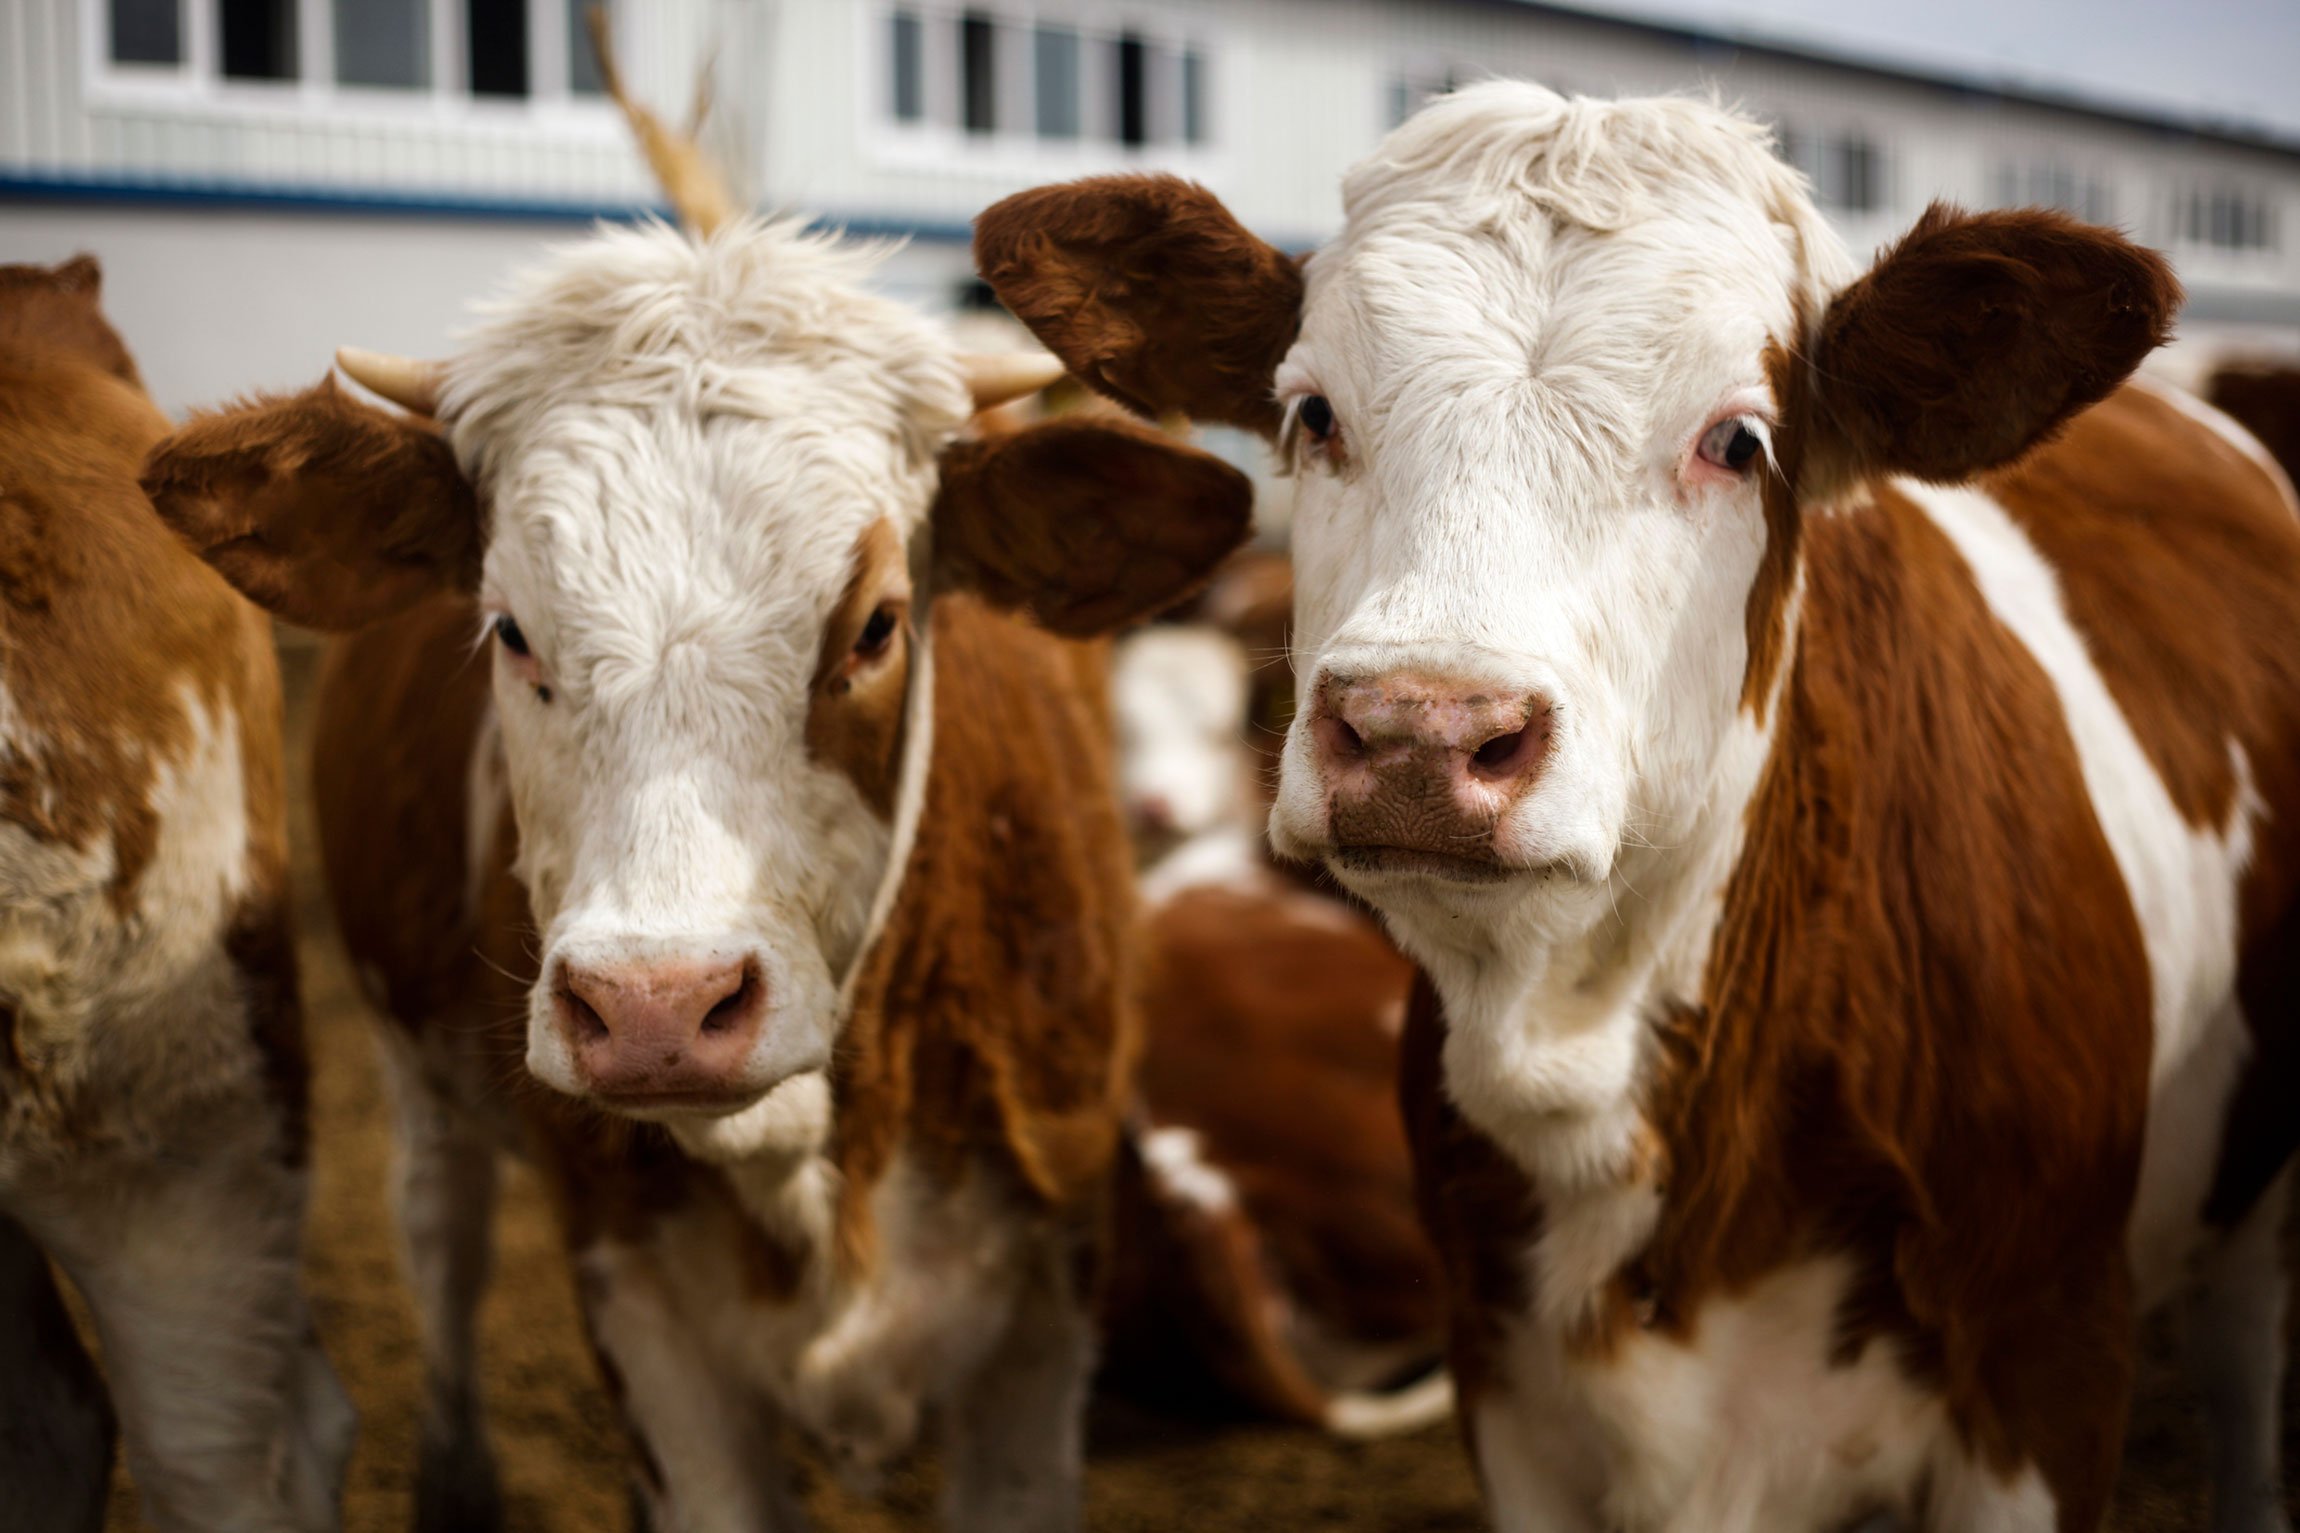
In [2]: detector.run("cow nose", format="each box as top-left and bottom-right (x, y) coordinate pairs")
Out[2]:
(1313, 673), (1553, 790)
(551, 956), (766, 1101)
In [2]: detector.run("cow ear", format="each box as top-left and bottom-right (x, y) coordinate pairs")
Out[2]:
(975, 175), (1304, 437)
(932, 416), (1253, 637)
(142, 376), (481, 631)
(1805, 203), (2181, 484)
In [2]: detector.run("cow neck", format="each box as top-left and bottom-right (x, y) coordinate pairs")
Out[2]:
(1428, 567), (1804, 1266)
(667, 524), (941, 1183)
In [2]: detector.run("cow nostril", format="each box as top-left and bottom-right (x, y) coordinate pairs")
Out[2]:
(1469, 723), (1545, 781)
(701, 967), (761, 1035)
(1315, 713), (1368, 764)
(560, 984), (609, 1043)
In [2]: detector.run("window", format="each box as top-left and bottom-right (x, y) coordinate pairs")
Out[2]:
(890, 10), (924, 122)
(567, 0), (604, 94)
(1832, 136), (1881, 213)
(1035, 26), (1079, 139)
(109, 0), (182, 63)
(961, 12), (997, 134)
(2180, 186), (2279, 252)
(220, 0), (296, 80)
(1778, 126), (1888, 214)
(1994, 162), (2114, 225)
(1116, 33), (1147, 146)
(1181, 48), (1206, 146)
(336, 0), (427, 88)
(878, 8), (1212, 154)
(1388, 64), (1461, 129)
(467, 0), (528, 96)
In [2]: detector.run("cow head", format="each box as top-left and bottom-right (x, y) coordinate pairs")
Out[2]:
(146, 192), (1246, 1135)
(980, 83), (2178, 987)
(0, 254), (145, 389)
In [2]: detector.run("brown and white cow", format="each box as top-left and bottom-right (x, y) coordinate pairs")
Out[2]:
(0, 257), (353, 1530)
(2207, 359), (2300, 489)
(979, 86), (2300, 1532)
(1105, 876), (1449, 1437)
(1106, 580), (1447, 1435)
(137, 65), (1248, 1533)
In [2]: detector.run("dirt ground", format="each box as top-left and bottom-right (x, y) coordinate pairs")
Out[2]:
(95, 639), (2298, 1533)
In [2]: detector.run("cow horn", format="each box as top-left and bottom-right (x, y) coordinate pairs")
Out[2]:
(336, 346), (444, 417)
(588, 5), (739, 237)
(962, 352), (1067, 412)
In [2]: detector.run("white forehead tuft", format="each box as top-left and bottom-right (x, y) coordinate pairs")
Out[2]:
(439, 217), (970, 493)
(1342, 82), (1850, 274)
(1301, 83), (1861, 487)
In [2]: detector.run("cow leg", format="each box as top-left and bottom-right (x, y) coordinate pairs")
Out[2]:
(2183, 1161), (2296, 1533)
(0, 1212), (115, 1533)
(576, 1239), (808, 1533)
(51, 1145), (353, 1533)
(939, 1241), (1093, 1533)
(380, 1032), (505, 1533)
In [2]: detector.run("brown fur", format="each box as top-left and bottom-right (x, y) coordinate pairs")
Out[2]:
(2207, 360), (2300, 488)
(806, 519), (913, 818)
(0, 255), (141, 390)
(1810, 204), (2181, 486)
(1979, 384), (2300, 1234)
(974, 176), (1304, 434)
(142, 377), (482, 633)
(933, 414), (1253, 635)
(1103, 881), (1442, 1425)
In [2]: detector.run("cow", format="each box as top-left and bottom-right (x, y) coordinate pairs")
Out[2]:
(977, 84), (2300, 1532)
(2207, 359), (2300, 489)
(1104, 574), (1447, 1435)
(136, 54), (1249, 1533)
(0, 256), (353, 1530)
(1106, 876), (1449, 1437)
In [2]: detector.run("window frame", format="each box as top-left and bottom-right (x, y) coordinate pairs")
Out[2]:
(863, 2), (1225, 177)
(82, 0), (619, 129)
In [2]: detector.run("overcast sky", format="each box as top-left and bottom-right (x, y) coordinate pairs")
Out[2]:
(1553, 0), (2300, 144)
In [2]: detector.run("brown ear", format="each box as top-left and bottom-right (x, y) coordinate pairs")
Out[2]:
(142, 377), (481, 631)
(934, 416), (1253, 637)
(1808, 203), (2181, 483)
(975, 176), (1303, 436)
(0, 254), (142, 387)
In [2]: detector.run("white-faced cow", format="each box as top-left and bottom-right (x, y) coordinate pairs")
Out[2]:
(139, 66), (1248, 1533)
(0, 258), (353, 1530)
(980, 85), (2300, 1532)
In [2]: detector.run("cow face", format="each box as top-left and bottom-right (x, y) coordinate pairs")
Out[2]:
(981, 83), (2176, 976)
(147, 222), (1249, 1123)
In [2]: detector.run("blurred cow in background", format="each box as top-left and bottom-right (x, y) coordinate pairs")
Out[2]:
(2207, 359), (2300, 490)
(140, 41), (1247, 1533)
(1105, 555), (1449, 1437)
(0, 257), (352, 1530)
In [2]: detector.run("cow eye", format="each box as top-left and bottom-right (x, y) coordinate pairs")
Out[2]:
(1298, 394), (1337, 442)
(493, 613), (530, 656)
(1698, 417), (1765, 473)
(854, 604), (899, 658)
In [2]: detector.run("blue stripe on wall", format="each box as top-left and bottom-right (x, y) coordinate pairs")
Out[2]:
(0, 171), (980, 244)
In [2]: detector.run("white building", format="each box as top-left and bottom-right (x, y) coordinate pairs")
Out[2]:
(4, 0), (2297, 415)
